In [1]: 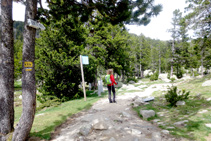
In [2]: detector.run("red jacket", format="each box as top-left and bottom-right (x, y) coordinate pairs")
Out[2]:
(108, 75), (117, 86)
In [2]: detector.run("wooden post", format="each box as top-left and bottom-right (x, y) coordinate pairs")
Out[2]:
(80, 55), (86, 101)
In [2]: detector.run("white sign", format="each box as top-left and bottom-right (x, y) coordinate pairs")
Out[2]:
(27, 19), (45, 30)
(82, 56), (89, 65)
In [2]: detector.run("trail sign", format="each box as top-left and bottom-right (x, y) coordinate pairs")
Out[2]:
(27, 19), (45, 30)
(81, 56), (89, 64)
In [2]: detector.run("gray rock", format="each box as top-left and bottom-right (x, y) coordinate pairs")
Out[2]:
(132, 96), (140, 101)
(152, 132), (161, 141)
(109, 137), (116, 141)
(79, 136), (85, 141)
(92, 121), (108, 130)
(161, 130), (169, 135)
(202, 80), (211, 86)
(166, 127), (175, 130)
(153, 119), (160, 123)
(198, 110), (208, 114)
(174, 120), (189, 127)
(176, 101), (185, 106)
(79, 124), (92, 136)
(207, 97), (211, 101)
(157, 122), (165, 126)
(131, 129), (142, 135)
(205, 124), (211, 128)
(140, 110), (155, 119)
(122, 111), (131, 118)
(143, 97), (154, 102)
(133, 138), (139, 141)
(129, 80), (135, 84)
(134, 98), (145, 106)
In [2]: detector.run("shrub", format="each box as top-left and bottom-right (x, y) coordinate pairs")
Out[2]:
(165, 86), (190, 107)
(150, 72), (159, 81)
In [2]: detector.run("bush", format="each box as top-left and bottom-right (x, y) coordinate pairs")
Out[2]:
(165, 86), (190, 107)
(150, 72), (158, 81)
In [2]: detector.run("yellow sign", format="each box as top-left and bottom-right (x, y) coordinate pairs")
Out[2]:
(24, 62), (33, 67)
(25, 69), (32, 71)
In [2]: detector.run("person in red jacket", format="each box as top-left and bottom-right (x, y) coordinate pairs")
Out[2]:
(107, 69), (117, 103)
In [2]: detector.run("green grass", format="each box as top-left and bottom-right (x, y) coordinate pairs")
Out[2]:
(14, 90), (109, 140)
(134, 75), (211, 141)
(177, 74), (211, 98)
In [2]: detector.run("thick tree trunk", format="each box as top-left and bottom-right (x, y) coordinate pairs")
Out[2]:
(0, 1), (14, 140)
(12, 0), (37, 140)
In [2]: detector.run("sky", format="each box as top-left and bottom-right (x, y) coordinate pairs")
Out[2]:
(12, 0), (188, 41)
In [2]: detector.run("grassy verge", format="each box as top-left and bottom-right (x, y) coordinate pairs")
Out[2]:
(14, 84), (108, 140)
(134, 75), (211, 141)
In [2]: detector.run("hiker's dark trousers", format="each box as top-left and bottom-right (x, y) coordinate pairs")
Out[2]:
(107, 85), (115, 102)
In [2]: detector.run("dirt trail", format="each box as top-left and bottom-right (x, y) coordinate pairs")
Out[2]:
(51, 82), (182, 141)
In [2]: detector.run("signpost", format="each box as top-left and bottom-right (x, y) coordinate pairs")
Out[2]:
(27, 19), (45, 30)
(80, 55), (89, 101)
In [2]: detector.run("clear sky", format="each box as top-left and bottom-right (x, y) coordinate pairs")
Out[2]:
(13, 0), (188, 41)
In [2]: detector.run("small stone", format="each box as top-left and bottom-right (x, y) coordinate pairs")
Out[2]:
(19, 95), (22, 99)
(198, 110), (208, 114)
(176, 101), (185, 106)
(122, 111), (131, 118)
(153, 119), (160, 123)
(152, 132), (161, 141)
(161, 130), (169, 134)
(174, 120), (189, 127)
(166, 127), (175, 130)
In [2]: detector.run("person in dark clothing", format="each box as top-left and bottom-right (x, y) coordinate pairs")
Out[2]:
(107, 69), (117, 103)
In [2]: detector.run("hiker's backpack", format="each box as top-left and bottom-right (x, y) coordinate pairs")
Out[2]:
(105, 75), (111, 85)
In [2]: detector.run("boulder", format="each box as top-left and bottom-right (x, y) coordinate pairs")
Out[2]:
(129, 81), (135, 84)
(140, 110), (155, 119)
(143, 97), (154, 102)
(202, 80), (211, 87)
(207, 97), (211, 101)
(79, 124), (92, 136)
(92, 121), (108, 130)
(205, 124), (211, 128)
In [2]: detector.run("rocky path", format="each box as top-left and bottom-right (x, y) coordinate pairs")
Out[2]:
(51, 82), (182, 141)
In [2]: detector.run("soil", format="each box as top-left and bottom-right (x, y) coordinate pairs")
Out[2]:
(49, 81), (185, 141)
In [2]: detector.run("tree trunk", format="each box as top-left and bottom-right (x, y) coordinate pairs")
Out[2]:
(171, 41), (174, 77)
(0, 1), (14, 140)
(201, 47), (204, 76)
(159, 46), (161, 75)
(12, 0), (37, 140)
